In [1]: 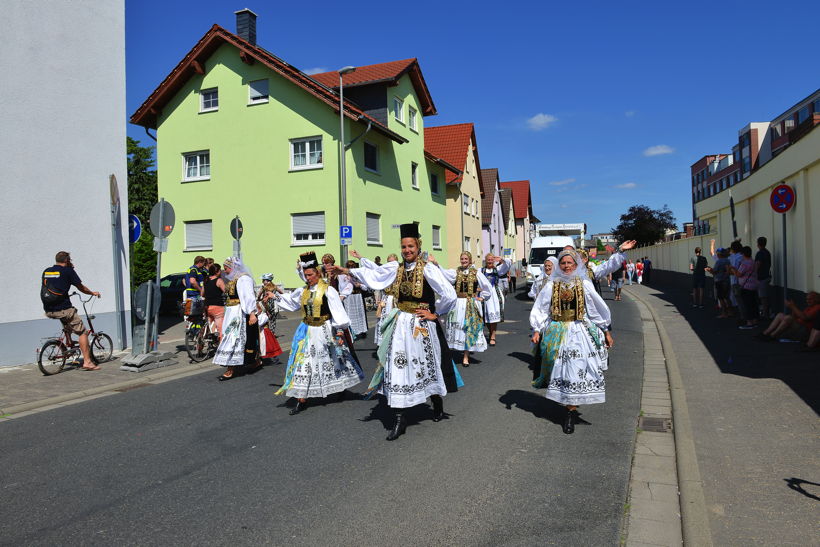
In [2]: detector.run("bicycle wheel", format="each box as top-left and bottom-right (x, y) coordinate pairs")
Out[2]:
(38, 340), (67, 375)
(90, 333), (114, 364)
(185, 327), (210, 362)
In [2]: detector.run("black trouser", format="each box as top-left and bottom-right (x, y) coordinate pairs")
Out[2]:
(243, 315), (260, 365)
(740, 289), (758, 322)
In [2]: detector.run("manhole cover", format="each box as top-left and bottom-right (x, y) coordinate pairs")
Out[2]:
(638, 416), (672, 433)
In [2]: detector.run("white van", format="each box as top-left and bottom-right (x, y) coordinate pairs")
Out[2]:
(525, 235), (576, 289)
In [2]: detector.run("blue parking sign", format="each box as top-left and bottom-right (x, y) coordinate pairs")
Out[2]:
(340, 225), (352, 246)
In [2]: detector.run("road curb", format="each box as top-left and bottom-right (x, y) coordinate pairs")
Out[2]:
(624, 287), (713, 546)
(0, 361), (214, 417)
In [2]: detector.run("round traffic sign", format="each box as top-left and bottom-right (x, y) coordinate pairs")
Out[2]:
(230, 217), (244, 240)
(129, 214), (142, 244)
(149, 200), (175, 238)
(770, 184), (795, 213)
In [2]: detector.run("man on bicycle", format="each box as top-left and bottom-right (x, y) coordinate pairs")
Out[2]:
(42, 251), (101, 370)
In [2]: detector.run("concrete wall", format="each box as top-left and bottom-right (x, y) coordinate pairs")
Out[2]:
(0, 1), (129, 366)
(629, 126), (820, 296)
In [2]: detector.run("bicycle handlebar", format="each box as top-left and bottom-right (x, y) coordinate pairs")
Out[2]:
(69, 292), (98, 303)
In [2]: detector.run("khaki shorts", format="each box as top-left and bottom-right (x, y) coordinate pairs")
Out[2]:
(45, 307), (87, 335)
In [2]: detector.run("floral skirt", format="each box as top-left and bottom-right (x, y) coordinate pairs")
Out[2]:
(544, 320), (609, 405)
(444, 297), (487, 352)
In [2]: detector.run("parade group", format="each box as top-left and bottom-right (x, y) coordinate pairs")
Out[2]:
(190, 224), (636, 439)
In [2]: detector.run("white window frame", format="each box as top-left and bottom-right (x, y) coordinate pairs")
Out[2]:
(464, 236), (470, 253)
(430, 173), (440, 195)
(408, 106), (418, 131)
(463, 194), (471, 214)
(366, 212), (381, 245)
(432, 225), (442, 250)
(363, 141), (379, 173)
(290, 136), (323, 171)
(248, 79), (269, 104)
(200, 88), (218, 112)
(182, 150), (211, 182)
(393, 97), (404, 123)
(291, 212), (326, 245)
(411, 162), (419, 189)
(184, 220), (213, 251)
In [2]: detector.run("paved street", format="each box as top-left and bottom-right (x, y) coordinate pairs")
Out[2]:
(0, 289), (642, 546)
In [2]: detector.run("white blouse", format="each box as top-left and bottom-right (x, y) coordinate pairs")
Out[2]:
(592, 252), (626, 280)
(436, 265), (493, 300)
(530, 278), (612, 332)
(276, 284), (351, 329)
(349, 260), (457, 315)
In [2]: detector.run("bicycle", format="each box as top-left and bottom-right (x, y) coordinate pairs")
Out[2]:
(184, 305), (219, 363)
(37, 293), (114, 375)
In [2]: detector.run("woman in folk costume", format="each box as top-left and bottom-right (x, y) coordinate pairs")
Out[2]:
(332, 224), (459, 441)
(213, 257), (260, 381)
(351, 250), (399, 346)
(528, 256), (558, 299)
(429, 251), (492, 367)
(272, 252), (364, 415)
(530, 249), (614, 434)
(257, 273), (283, 362)
(481, 253), (511, 346)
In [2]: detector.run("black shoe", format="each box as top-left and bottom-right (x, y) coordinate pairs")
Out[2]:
(289, 401), (307, 415)
(386, 412), (407, 441)
(431, 395), (445, 422)
(562, 409), (577, 434)
(217, 374), (234, 381)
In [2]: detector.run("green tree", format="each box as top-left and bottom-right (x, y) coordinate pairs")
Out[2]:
(596, 238), (605, 252)
(127, 137), (158, 287)
(612, 204), (677, 246)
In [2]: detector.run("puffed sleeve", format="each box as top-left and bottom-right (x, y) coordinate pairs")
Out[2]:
(276, 287), (305, 312)
(592, 252), (626, 280)
(527, 279), (539, 299)
(359, 257), (379, 270)
(349, 262), (399, 290)
(295, 267), (306, 283)
(496, 258), (511, 276)
(583, 280), (611, 329)
(237, 275), (257, 316)
(326, 286), (351, 329)
(475, 270), (493, 300)
(530, 280), (553, 331)
(423, 263), (457, 315)
(437, 265), (457, 284)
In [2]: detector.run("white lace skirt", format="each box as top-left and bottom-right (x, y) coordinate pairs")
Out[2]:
(213, 305), (246, 366)
(284, 323), (363, 399)
(444, 297), (487, 352)
(545, 321), (609, 405)
(483, 286), (504, 324)
(344, 293), (368, 337)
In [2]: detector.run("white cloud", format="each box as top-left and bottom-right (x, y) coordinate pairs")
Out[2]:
(643, 144), (674, 157)
(526, 113), (558, 131)
(303, 67), (329, 75)
(549, 178), (576, 186)
(560, 204), (569, 209)
(614, 182), (638, 189)
(625, 110), (636, 117)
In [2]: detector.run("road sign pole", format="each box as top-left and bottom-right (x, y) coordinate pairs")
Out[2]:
(151, 198), (165, 350)
(782, 212), (787, 312)
(109, 175), (126, 351)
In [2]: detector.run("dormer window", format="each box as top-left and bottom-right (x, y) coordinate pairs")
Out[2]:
(393, 97), (404, 123)
(200, 88), (218, 112)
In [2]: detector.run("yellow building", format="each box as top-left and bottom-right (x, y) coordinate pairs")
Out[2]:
(425, 123), (485, 267)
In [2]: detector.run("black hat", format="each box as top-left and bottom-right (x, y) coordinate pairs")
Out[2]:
(399, 223), (420, 239)
(299, 251), (318, 269)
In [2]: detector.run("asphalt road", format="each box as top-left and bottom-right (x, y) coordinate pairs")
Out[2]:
(0, 287), (643, 546)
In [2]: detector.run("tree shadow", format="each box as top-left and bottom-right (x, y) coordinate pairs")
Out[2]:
(784, 477), (820, 502)
(498, 389), (591, 427)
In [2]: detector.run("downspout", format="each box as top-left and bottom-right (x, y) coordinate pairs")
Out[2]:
(144, 127), (157, 142)
(346, 116), (372, 149)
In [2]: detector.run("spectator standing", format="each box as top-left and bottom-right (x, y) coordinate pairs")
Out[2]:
(731, 246), (759, 329)
(755, 237), (772, 319)
(626, 260), (635, 285)
(728, 241), (745, 321)
(689, 247), (708, 308)
(185, 256), (207, 309)
(41, 251), (101, 370)
(611, 259), (626, 301)
(707, 241), (731, 318)
(635, 260), (644, 284)
(642, 257), (652, 284)
(203, 263), (225, 340)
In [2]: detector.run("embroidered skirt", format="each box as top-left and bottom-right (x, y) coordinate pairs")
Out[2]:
(374, 295), (394, 345)
(483, 286), (504, 324)
(544, 320), (609, 405)
(444, 297), (487, 352)
(213, 305), (247, 367)
(344, 293), (369, 338)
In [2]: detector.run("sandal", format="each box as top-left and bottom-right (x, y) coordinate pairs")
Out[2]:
(80, 365), (101, 371)
(489, 339), (496, 346)
(217, 373), (234, 381)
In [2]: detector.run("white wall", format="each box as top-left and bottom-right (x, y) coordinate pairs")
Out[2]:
(0, 0), (129, 365)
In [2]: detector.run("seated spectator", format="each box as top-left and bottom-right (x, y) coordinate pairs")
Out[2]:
(756, 292), (820, 342)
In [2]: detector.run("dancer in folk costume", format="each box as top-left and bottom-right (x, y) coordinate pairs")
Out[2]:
(257, 273), (283, 362)
(528, 256), (558, 299)
(213, 257), (260, 381)
(332, 224), (460, 441)
(273, 252), (364, 415)
(351, 250), (399, 346)
(481, 253), (511, 346)
(429, 252), (492, 367)
(530, 249), (614, 434)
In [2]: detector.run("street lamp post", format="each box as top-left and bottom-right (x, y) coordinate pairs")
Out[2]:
(338, 65), (356, 266)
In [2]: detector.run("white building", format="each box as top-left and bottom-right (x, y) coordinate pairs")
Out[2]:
(0, 1), (129, 366)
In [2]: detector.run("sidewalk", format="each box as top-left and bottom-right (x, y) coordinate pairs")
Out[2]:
(623, 283), (819, 546)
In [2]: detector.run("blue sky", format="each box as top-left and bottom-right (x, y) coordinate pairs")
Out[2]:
(126, 0), (818, 234)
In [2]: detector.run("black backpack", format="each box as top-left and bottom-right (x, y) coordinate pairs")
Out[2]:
(40, 273), (65, 305)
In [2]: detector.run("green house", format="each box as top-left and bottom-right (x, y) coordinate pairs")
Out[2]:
(131, 10), (459, 286)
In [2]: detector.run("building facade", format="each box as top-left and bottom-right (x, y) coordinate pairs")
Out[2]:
(500, 180), (536, 264)
(480, 168), (505, 256)
(1, 0), (130, 366)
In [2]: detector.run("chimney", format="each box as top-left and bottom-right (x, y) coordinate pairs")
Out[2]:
(235, 8), (257, 45)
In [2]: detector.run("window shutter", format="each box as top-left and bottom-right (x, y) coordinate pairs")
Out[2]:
(366, 213), (380, 243)
(185, 221), (212, 250)
(292, 212), (325, 235)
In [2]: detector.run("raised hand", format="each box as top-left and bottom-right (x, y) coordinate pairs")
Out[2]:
(618, 240), (637, 251)
(350, 249), (362, 259)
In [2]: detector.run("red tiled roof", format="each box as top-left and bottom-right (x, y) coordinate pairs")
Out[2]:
(479, 168), (499, 224)
(310, 59), (436, 116)
(499, 180), (532, 220)
(424, 123), (477, 185)
(130, 25), (407, 145)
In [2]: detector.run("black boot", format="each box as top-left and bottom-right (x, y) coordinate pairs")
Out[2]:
(289, 400), (308, 415)
(431, 395), (444, 422)
(386, 411), (407, 441)
(562, 408), (577, 434)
